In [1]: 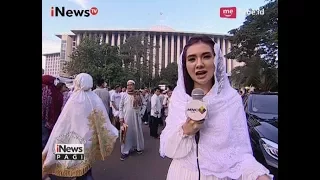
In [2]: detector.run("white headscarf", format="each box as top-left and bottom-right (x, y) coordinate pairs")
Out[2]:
(160, 41), (272, 179)
(127, 80), (135, 85)
(42, 73), (118, 177)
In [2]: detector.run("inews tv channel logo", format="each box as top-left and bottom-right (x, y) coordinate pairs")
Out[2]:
(55, 144), (85, 160)
(51, 7), (98, 17)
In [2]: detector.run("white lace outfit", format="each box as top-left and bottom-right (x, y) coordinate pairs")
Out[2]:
(159, 42), (273, 180)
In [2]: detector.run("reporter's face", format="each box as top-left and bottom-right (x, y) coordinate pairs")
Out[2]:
(185, 42), (215, 86)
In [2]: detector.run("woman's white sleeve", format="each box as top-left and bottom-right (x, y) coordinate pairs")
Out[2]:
(160, 125), (194, 159)
(241, 154), (274, 180)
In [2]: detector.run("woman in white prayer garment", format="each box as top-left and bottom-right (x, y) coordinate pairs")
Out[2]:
(160, 36), (273, 180)
(42, 73), (118, 180)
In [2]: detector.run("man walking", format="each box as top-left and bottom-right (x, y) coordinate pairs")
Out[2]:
(150, 87), (162, 139)
(119, 80), (145, 161)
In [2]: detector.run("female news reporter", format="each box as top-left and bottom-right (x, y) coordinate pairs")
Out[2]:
(160, 35), (272, 180)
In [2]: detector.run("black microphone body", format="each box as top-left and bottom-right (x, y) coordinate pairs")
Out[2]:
(195, 131), (200, 144)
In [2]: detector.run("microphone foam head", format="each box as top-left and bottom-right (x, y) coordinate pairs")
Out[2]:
(191, 88), (205, 100)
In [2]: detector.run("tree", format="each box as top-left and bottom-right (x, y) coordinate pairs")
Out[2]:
(64, 36), (126, 86)
(226, 0), (278, 65)
(150, 76), (161, 88)
(160, 62), (178, 87)
(226, 0), (278, 91)
(120, 35), (145, 88)
(230, 56), (278, 91)
(120, 34), (159, 88)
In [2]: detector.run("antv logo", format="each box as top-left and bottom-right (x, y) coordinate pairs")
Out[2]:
(51, 7), (98, 17)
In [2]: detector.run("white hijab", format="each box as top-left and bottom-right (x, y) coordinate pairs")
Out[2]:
(42, 73), (118, 177)
(160, 41), (272, 179)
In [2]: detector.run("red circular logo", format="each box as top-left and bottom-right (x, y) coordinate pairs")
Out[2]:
(90, 7), (98, 16)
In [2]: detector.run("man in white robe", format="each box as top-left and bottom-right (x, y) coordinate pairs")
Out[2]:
(119, 80), (145, 161)
(158, 89), (165, 126)
(111, 85), (122, 130)
(109, 86), (115, 114)
(140, 89), (149, 125)
(120, 87), (126, 97)
(150, 87), (162, 138)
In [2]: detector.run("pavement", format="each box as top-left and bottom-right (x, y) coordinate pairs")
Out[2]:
(92, 124), (172, 180)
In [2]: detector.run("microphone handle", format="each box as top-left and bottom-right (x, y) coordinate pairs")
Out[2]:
(195, 131), (200, 144)
(195, 130), (201, 180)
(195, 118), (204, 144)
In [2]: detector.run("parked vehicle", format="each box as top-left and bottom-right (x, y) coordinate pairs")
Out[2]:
(243, 92), (278, 179)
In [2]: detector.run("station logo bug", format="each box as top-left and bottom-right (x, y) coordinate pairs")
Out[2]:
(51, 7), (98, 17)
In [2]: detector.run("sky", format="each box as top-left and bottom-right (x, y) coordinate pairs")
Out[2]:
(42, 0), (267, 68)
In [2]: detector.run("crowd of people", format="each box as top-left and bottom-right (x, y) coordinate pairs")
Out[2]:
(42, 35), (273, 180)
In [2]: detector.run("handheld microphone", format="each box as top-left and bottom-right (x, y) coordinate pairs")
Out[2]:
(186, 88), (207, 180)
(186, 88), (207, 122)
(186, 88), (207, 142)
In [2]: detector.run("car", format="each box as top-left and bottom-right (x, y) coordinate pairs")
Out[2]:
(243, 92), (278, 179)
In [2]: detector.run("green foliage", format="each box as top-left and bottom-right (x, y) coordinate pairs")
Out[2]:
(64, 36), (126, 86)
(160, 62), (178, 87)
(230, 56), (278, 91)
(227, 0), (278, 91)
(120, 34), (159, 88)
(64, 34), (165, 89)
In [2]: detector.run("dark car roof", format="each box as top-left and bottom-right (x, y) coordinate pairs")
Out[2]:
(246, 93), (278, 115)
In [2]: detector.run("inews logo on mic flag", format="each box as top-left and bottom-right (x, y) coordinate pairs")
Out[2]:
(220, 7), (237, 19)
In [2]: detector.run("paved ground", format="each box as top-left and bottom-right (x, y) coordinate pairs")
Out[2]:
(92, 125), (172, 180)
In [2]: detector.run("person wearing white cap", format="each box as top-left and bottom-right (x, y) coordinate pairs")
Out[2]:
(119, 80), (145, 161)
